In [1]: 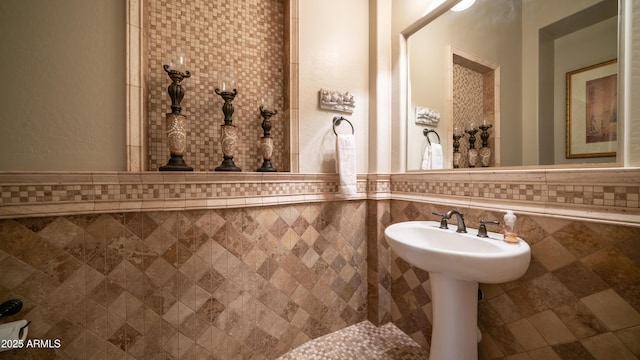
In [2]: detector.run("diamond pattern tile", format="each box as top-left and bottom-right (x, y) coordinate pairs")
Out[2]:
(0, 201), (367, 359)
(385, 200), (640, 360)
(1, 190), (639, 360)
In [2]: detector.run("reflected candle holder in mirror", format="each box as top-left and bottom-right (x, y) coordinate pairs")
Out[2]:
(257, 99), (277, 172)
(453, 133), (463, 168)
(159, 61), (193, 172)
(479, 124), (493, 167)
(465, 127), (479, 168)
(214, 80), (241, 172)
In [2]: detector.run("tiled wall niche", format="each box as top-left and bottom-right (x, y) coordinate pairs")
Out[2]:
(452, 55), (498, 168)
(0, 202), (367, 359)
(146, 0), (288, 172)
(383, 200), (640, 359)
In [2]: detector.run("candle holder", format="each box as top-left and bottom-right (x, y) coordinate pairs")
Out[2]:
(214, 86), (241, 171)
(465, 127), (479, 168)
(479, 123), (493, 167)
(257, 105), (277, 172)
(159, 64), (193, 171)
(452, 133), (463, 168)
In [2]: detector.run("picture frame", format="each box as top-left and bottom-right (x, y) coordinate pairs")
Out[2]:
(566, 59), (618, 159)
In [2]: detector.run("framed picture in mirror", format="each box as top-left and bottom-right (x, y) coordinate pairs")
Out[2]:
(566, 59), (617, 159)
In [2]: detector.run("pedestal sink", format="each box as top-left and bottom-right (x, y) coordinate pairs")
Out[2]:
(384, 221), (531, 360)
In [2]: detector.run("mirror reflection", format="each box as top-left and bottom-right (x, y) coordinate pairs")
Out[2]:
(406, 0), (619, 170)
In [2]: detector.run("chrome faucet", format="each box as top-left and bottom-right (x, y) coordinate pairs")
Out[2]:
(444, 209), (467, 233)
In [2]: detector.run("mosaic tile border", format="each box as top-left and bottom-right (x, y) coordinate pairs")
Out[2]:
(0, 173), (368, 219)
(392, 169), (640, 226)
(0, 169), (638, 226)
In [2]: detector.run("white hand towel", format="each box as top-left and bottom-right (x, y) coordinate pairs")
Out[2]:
(420, 144), (432, 170)
(420, 143), (444, 170)
(335, 133), (357, 196)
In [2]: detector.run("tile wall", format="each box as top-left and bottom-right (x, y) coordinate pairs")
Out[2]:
(366, 200), (392, 326)
(0, 201), (367, 359)
(146, 0), (288, 172)
(0, 169), (638, 359)
(385, 200), (640, 359)
(453, 62), (496, 168)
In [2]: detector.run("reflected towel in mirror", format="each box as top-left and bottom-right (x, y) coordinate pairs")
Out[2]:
(421, 143), (443, 170)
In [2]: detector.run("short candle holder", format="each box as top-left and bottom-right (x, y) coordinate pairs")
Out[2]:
(257, 105), (277, 172)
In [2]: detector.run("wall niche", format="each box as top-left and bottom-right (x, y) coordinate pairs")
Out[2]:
(145, 0), (290, 172)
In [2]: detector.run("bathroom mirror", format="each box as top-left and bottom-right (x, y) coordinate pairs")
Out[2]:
(405, 0), (620, 170)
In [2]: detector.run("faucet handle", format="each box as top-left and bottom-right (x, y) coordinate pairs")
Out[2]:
(477, 220), (500, 238)
(432, 212), (448, 229)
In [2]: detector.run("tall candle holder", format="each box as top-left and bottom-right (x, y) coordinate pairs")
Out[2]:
(159, 62), (193, 171)
(257, 104), (277, 172)
(479, 123), (493, 167)
(214, 82), (241, 172)
(465, 127), (479, 168)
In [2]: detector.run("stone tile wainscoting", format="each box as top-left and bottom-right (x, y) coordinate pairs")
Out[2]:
(383, 200), (640, 359)
(0, 202), (368, 359)
(0, 169), (638, 359)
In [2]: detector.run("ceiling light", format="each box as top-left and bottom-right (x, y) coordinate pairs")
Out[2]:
(451, 0), (476, 12)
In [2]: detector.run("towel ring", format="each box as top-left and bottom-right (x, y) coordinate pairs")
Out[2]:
(423, 129), (440, 145)
(333, 116), (354, 135)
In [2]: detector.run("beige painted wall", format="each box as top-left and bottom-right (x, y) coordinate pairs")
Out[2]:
(394, 0), (640, 170)
(2, 0), (637, 173)
(521, 0), (609, 165)
(406, 0), (522, 169)
(623, 0), (640, 167)
(368, 0), (393, 174)
(552, 17), (618, 165)
(0, 0), (126, 171)
(299, 0), (370, 174)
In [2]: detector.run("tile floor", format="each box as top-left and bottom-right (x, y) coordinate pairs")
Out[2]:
(277, 321), (429, 360)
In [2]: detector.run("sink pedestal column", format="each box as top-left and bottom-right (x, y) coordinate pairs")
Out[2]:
(429, 272), (478, 360)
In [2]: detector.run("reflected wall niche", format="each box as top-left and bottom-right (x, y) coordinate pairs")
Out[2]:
(144, 0), (291, 172)
(452, 52), (499, 168)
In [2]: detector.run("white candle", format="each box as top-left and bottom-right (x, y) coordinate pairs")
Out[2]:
(170, 48), (187, 72)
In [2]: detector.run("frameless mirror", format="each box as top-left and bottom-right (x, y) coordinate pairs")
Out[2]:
(406, 0), (619, 170)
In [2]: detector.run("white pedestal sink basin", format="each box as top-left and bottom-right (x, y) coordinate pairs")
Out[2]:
(384, 221), (531, 360)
